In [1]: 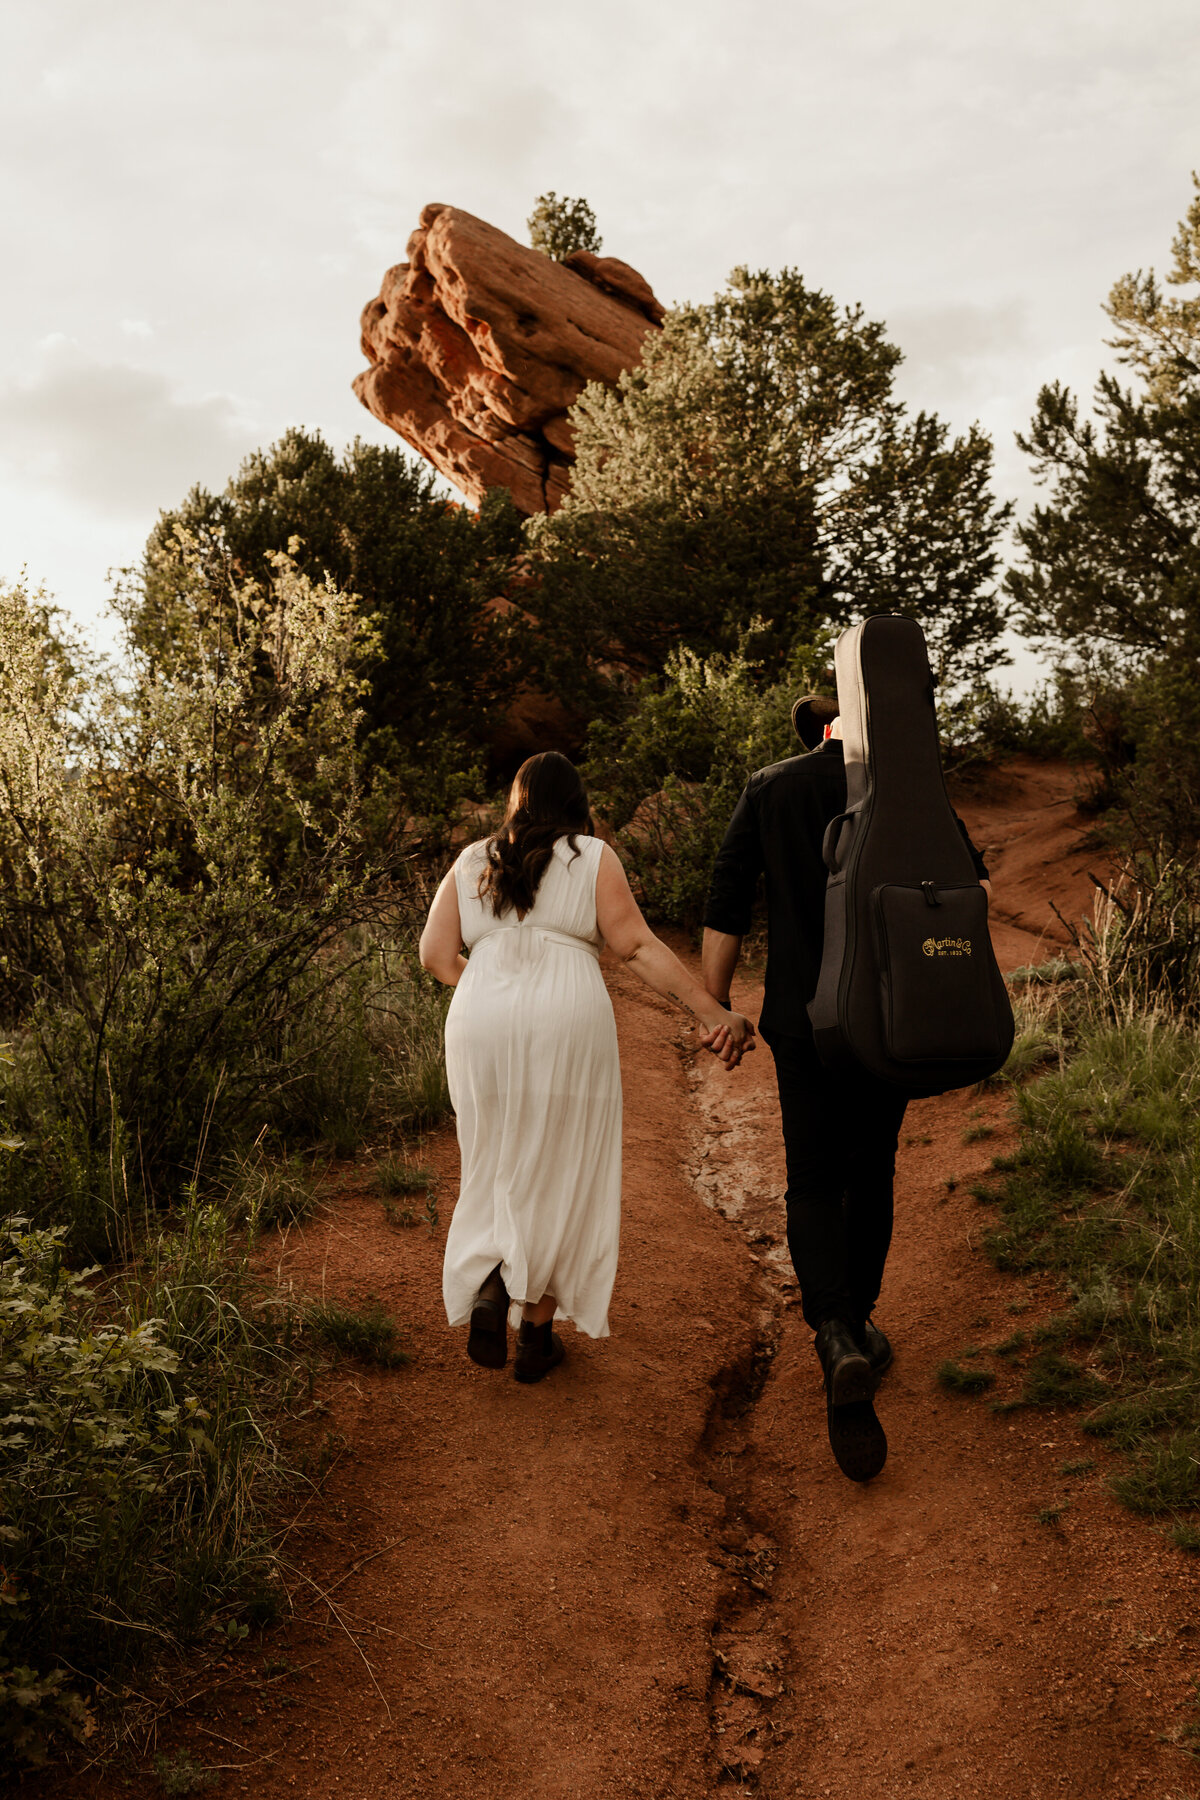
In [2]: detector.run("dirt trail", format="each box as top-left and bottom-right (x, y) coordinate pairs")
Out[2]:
(40, 758), (1200, 1799)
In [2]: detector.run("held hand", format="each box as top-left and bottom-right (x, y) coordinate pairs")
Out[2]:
(698, 1012), (757, 1069)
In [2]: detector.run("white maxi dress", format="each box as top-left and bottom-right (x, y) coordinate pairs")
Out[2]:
(441, 833), (622, 1339)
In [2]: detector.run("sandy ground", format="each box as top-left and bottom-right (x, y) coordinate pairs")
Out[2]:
(32, 757), (1200, 1800)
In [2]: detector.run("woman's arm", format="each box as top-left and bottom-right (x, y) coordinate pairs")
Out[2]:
(596, 845), (756, 1063)
(418, 871), (468, 986)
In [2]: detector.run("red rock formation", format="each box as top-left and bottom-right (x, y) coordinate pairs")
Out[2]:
(353, 204), (665, 515)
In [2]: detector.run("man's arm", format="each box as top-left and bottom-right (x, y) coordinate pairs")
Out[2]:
(700, 781), (763, 1034)
(702, 929), (743, 1004)
(954, 814), (991, 891)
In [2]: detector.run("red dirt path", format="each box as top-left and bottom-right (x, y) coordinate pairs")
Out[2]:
(35, 758), (1200, 1800)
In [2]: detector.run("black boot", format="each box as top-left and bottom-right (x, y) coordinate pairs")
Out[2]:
(815, 1318), (887, 1483)
(814, 1319), (873, 1404)
(514, 1318), (565, 1384)
(467, 1266), (509, 1369)
(856, 1317), (893, 1382)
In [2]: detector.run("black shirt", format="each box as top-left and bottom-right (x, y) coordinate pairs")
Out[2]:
(702, 740), (990, 1038)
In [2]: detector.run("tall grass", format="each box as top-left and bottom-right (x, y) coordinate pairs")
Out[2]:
(1074, 853), (1200, 1023)
(256, 934), (452, 1159)
(973, 874), (1200, 1529)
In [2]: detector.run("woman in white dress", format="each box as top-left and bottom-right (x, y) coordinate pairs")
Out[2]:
(419, 752), (755, 1383)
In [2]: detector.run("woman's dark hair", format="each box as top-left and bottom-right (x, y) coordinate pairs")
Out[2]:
(478, 752), (594, 918)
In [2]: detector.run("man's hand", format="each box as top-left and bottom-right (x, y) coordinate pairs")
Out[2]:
(698, 1013), (757, 1069)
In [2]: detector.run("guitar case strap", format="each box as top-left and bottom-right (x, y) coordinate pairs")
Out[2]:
(807, 614), (1014, 1095)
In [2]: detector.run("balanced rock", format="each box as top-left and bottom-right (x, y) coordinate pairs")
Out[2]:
(353, 204), (665, 515)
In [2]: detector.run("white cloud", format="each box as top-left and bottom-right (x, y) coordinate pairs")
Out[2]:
(0, 340), (256, 516)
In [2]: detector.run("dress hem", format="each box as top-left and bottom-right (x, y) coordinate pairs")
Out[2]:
(444, 1302), (610, 1341)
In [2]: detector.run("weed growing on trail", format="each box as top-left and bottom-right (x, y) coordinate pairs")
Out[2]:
(963, 1122), (996, 1143)
(1060, 1457), (1096, 1477)
(154, 1749), (218, 1795)
(375, 1157), (435, 1197)
(1172, 1524), (1200, 1553)
(297, 1428), (347, 1486)
(1019, 1349), (1106, 1410)
(1034, 1502), (1070, 1527)
(375, 1155), (437, 1227)
(308, 1298), (409, 1368)
(936, 1360), (996, 1396)
(382, 1198), (420, 1227)
(381, 1190), (439, 1231)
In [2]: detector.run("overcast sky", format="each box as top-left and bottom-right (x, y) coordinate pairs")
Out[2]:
(3, 0), (1198, 689)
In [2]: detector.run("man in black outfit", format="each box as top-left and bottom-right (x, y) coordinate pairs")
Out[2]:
(701, 695), (990, 1482)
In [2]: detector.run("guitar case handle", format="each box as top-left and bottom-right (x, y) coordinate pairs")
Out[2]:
(822, 811), (855, 874)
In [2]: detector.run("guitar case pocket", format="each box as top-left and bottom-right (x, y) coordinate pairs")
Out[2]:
(873, 883), (1005, 1064)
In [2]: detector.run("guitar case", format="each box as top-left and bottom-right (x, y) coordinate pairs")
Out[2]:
(807, 614), (1014, 1095)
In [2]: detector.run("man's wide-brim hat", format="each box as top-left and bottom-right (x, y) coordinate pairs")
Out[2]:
(791, 693), (839, 750)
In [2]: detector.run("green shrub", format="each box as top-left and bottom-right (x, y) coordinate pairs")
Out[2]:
(135, 430), (528, 811)
(308, 1298), (409, 1368)
(938, 671), (1092, 769)
(0, 561), (388, 1246)
(585, 639), (809, 928)
(0, 1210), (291, 1765)
(361, 949), (452, 1133)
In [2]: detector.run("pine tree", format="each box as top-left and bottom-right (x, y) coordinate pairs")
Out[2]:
(1009, 176), (1200, 660)
(530, 267), (1011, 706)
(527, 193), (602, 261)
(1009, 178), (1200, 843)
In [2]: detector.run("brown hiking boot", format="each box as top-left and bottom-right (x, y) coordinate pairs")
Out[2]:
(513, 1318), (565, 1384)
(467, 1266), (509, 1369)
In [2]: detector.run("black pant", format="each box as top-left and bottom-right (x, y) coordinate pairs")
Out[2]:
(763, 1029), (908, 1332)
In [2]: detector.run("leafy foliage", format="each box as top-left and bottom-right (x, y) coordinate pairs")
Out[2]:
(132, 430), (527, 812)
(0, 528), (456, 1766)
(585, 635), (815, 928)
(1009, 178), (1200, 844)
(0, 1211), (292, 1766)
(530, 268), (1011, 710)
(0, 557), (385, 1242)
(527, 192), (602, 260)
